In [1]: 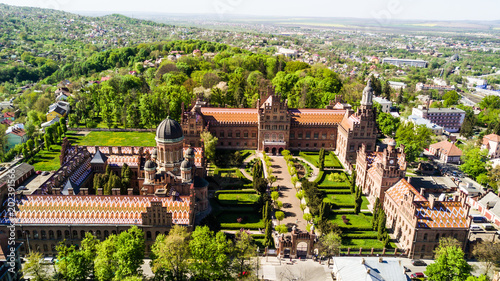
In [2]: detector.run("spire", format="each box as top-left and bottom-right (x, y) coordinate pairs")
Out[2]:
(361, 80), (374, 106)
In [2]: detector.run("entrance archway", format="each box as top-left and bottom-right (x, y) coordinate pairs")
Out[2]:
(279, 148), (284, 155)
(265, 147), (269, 153)
(272, 147), (277, 155)
(297, 242), (308, 257)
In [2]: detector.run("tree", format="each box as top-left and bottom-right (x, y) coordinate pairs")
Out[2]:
(253, 177), (267, 195)
(466, 275), (491, 281)
(271, 191), (279, 202)
(319, 232), (342, 262)
(487, 166), (500, 192)
(200, 131), (217, 162)
(443, 90), (461, 107)
(318, 148), (325, 171)
(377, 112), (400, 136)
(189, 226), (231, 280)
(460, 145), (488, 179)
(303, 213), (312, 222)
(382, 81), (391, 99)
(473, 240), (500, 276)
(372, 198), (380, 230)
(151, 225), (190, 281)
(56, 233), (98, 281)
(395, 123), (432, 162)
(291, 175), (298, 188)
(114, 226), (145, 279)
(434, 237), (461, 258)
(252, 159), (263, 179)
(460, 114), (476, 138)
(354, 184), (362, 214)
(350, 170), (356, 194)
(43, 134), (51, 151)
(377, 208), (386, 241)
(425, 245), (472, 281)
(275, 225), (288, 234)
(94, 236), (118, 281)
(22, 252), (51, 281)
(275, 211), (285, 224)
(264, 220), (274, 248)
(232, 230), (256, 277)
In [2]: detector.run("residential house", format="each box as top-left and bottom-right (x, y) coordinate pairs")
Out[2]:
(41, 116), (60, 130)
(0, 163), (34, 188)
(373, 96), (393, 113)
(429, 141), (462, 164)
(46, 101), (70, 122)
(0, 112), (15, 126)
(482, 134), (500, 159)
(332, 257), (409, 281)
(4, 124), (28, 151)
(472, 192), (500, 227)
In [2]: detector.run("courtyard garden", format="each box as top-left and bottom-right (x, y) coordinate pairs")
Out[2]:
(299, 151), (343, 169)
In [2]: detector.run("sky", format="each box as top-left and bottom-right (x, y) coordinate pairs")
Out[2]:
(1, 0), (499, 21)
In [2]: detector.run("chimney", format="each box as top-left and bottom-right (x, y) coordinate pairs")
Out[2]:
(361, 258), (365, 265)
(366, 269), (371, 274)
(420, 188), (425, 196)
(429, 194), (436, 209)
(379, 257), (383, 263)
(407, 177), (412, 184)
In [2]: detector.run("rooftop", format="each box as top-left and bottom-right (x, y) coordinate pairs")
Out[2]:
(430, 141), (462, 157)
(0, 163), (34, 184)
(332, 257), (409, 281)
(1, 195), (192, 225)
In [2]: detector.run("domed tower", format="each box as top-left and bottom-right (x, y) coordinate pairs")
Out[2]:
(155, 117), (184, 173)
(185, 146), (195, 167)
(151, 148), (158, 161)
(180, 159), (192, 183)
(144, 160), (157, 184)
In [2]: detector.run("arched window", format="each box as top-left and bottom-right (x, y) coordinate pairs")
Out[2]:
(41, 230), (46, 239)
(96, 230), (102, 239)
(112, 230), (117, 235)
(155, 231), (160, 238)
(147, 231), (152, 240)
(43, 244), (48, 252)
(33, 230), (39, 239)
(435, 233), (440, 241)
(17, 230), (22, 239)
(423, 233), (428, 241)
(104, 230), (109, 239)
(57, 230), (62, 239)
(64, 230), (70, 239)
(25, 231), (31, 239)
(49, 231), (54, 239)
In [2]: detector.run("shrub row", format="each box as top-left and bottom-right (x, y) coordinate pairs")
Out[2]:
(215, 189), (257, 194)
(339, 226), (373, 231)
(331, 203), (355, 209)
(320, 189), (352, 194)
(220, 222), (265, 230)
(344, 233), (378, 239)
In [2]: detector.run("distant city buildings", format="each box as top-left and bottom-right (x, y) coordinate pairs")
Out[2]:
(412, 106), (465, 133)
(387, 81), (406, 90)
(416, 83), (456, 92)
(382, 58), (428, 68)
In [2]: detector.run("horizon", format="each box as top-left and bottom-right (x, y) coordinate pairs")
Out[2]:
(1, 0), (499, 22)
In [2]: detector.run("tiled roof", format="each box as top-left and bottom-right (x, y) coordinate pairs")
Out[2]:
(415, 201), (469, 228)
(201, 108), (258, 124)
(7, 127), (26, 137)
(483, 134), (500, 145)
(3, 112), (14, 118)
(1, 195), (192, 225)
(289, 109), (344, 125)
(91, 149), (107, 164)
(386, 178), (427, 204)
(430, 141), (462, 157)
(340, 114), (358, 130)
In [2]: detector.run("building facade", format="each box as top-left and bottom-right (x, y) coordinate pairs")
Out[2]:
(182, 83), (377, 165)
(384, 179), (470, 259)
(429, 140), (462, 164)
(382, 58), (428, 68)
(482, 134), (500, 159)
(412, 106), (465, 133)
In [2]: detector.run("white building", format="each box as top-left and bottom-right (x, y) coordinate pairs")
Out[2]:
(407, 115), (444, 135)
(373, 96), (392, 113)
(332, 257), (408, 281)
(382, 58), (428, 68)
(277, 47), (297, 58)
(466, 76), (487, 87)
(388, 81), (407, 90)
(482, 134), (500, 159)
(412, 106), (465, 133)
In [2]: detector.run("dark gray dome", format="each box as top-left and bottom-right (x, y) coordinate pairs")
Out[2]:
(185, 147), (195, 158)
(156, 117), (184, 143)
(144, 160), (156, 171)
(180, 159), (191, 170)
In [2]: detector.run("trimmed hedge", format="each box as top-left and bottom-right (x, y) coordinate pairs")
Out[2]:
(344, 233), (378, 239)
(221, 222), (265, 230)
(331, 203), (355, 209)
(339, 226), (373, 231)
(320, 189), (352, 194)
(251, 234), (265, 239)
(216, 189), (257, 194)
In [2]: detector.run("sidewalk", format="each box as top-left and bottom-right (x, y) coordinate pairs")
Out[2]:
(259, 256), (333, 281)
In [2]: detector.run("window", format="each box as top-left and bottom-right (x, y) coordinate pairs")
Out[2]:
(273, 116), (277, 120)
(220, 142), (224, 146)
(49, 231), (54, 239)
(306, 132), (311, 139)
(64, 230), (70, 239)
(41, 230), (46, 239)
(314, 133), (319, 139)
(298, 133), (303, 139)
(252, 132), (256, 138)
(236, 132), (240, 137)
(280, 116), (284, 120)
(350, 145), (355, 151)
(423, 233), (428, 241)
(244, 132), (248, 138)
(228, 131), (232, 137)
(44, 244), (48, 252)
(266, 116), (270, 120)
(290, 132), (295, 139)
(80, 230), (85, 239)
(314, 143), (317, 147)
(228, 142), (232, 146)
(104, 230), (109, 238)
(322, 133), (327, 140)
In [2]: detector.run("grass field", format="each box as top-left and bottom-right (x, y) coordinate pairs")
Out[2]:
(317, 171), (351, 188)
(324, 194), (370, 209)
(217, 193), (260, 205)
(299, 151), (342, 168)
(340, 238), (396, 249)
(68, 131), (156, 147)
(32, 144), (62, 171)
(329, 213), (373, 229)
(218, 212), (265, 230)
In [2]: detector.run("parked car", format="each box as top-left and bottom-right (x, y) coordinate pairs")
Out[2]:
(36, 171), (41, 175)
(0, 167), (6, 172)
(41, 171), (49, 176)
(16, 186), (27, 191)
(484, 224), (495, 231)
(410, 272), (425, 278)
(411, 260), (427, 266)
(470, 225), (483, 232)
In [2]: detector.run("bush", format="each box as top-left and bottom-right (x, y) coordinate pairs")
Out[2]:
(216, 189), (256, 194)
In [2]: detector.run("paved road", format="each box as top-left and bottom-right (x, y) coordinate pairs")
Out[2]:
(269, 156), (307, 232)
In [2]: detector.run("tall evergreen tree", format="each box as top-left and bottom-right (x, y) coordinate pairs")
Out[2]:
(350, 170), (357, 194)
(318, 148), (325, 171)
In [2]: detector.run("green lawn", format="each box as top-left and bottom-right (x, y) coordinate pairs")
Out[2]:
(32, 144), (62, 171)
(213, 168), (251, 188)
(218, 212), (265, 230)
(340, 238), (395, 249)
(329, 213), (373, 228)
(317, 171), (351, 188)
(68, 131), (156, 147)
(299, 151), (342, 168)
(217, 193), (260, 205)
(324, 194), (369, 209)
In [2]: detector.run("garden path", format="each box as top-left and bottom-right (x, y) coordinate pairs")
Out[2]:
(268, 156), (307, 232)
(294, 156), (320, 182)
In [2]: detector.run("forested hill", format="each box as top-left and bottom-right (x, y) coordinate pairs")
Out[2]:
(0, 3), (203, 85)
